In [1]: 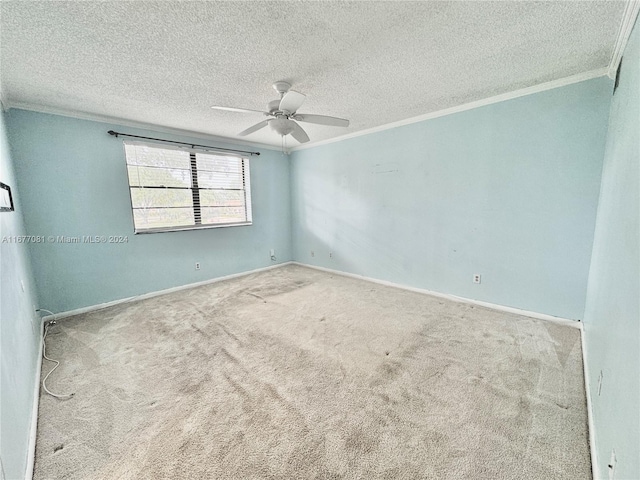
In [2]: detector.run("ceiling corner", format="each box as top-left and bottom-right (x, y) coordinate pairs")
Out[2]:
(607, 0), (640, 78)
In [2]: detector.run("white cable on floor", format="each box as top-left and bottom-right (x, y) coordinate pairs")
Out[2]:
(37, 309), (75, 400)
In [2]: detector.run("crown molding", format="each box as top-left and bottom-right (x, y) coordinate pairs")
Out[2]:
(290, 68), (609, 153)
(608, 0), (640, 79)
(4, 100), (283, 152)
(0, 86), (8, 112)
(5, 66), (611, 154)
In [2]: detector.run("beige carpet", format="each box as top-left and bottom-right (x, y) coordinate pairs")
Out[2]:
(34, 264), (591, 479)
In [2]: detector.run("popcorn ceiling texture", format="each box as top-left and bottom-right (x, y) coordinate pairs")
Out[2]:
(0, 1), (625, 147)
(34, 265), (590, 479)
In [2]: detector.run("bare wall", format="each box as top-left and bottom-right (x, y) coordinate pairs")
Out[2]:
(583, 19), (640, 480)
(6, 110), (292, 314)
(290, 77), (612, 320)
(0, 109), (41, 480)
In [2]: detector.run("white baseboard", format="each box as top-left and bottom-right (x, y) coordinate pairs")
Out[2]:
(25, 319), (44, 480)
(29, 261), (291, 477)
(41, 259), (579, 327)
(29, 259), (587, 476)
(42, 262), (293, 321)
(581, 323), (599, 479)
(292, 262), (579, 328)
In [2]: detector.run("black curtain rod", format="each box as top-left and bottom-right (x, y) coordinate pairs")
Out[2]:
(107, 130), (260, 156)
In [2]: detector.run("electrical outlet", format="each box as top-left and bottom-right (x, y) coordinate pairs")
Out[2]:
(270, 249), (276, 261)
(195, 262), (200, 270)
(311, 251), (315, 257)
(473, 274), (481, 284)
(608, 449), (617, 480)
(329, 252), (333, 258)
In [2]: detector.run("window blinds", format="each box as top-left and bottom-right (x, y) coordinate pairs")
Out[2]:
(124, 142), (252, 233)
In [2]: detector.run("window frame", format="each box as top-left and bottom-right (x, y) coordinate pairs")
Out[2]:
(123, 141), (253, 234)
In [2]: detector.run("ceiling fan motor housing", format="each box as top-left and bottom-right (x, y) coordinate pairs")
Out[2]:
(268, 100), (281, 114)
(212, 80), (348, 142)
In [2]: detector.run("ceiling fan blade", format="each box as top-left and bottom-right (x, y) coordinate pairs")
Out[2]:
(238, 120), (270, 136)
(290, 121), (310, 143)
(293, 114), (350, 128)
(211, 106), (269, 115)
(279, 90), (306, 114)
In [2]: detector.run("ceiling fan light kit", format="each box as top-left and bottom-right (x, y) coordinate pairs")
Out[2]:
(269, 117), (295, 136)
(211, 81), (350, 144)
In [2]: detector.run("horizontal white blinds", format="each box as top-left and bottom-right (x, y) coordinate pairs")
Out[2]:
(196, 153), (244, 190)
(124, 142), (252, 232)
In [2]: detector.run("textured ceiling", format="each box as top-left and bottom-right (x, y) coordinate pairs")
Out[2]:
(0, 1), (626, 148)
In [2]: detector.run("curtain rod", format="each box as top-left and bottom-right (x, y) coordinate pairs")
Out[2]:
(107, 130), (260, 156)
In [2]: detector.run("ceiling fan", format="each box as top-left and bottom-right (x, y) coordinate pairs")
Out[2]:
(211, 81), (350, 144)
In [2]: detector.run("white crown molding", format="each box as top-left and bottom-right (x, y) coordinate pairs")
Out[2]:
(290, 68), (609, 152)
(0, 87), (8, 112)
(4, 100), (283, 152)
(0, 73), (7, 111)
(6, 66), (613, 154)
(608, 0), (640, 79)
(292, 262), (580, 327)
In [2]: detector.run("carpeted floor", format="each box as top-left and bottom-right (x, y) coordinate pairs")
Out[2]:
(34, 264), (591, 479)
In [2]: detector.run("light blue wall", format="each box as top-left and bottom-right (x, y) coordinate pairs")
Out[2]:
(6, 110), (292, 313)
(583, 21), (639, 480)
(0, 109), (41, 480)
(291, 77), (612, 319)
(3, 69), (631, 480)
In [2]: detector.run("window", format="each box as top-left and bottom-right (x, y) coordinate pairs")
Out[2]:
(124, 142), (252, 233)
